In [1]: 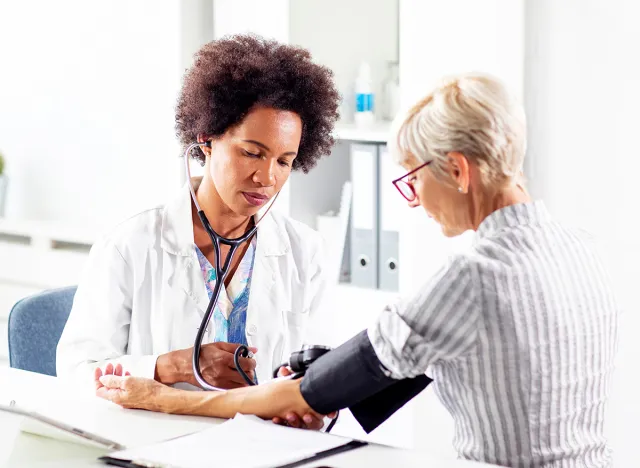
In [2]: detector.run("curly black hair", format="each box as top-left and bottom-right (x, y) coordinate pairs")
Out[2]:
(176, 34), (341, 173)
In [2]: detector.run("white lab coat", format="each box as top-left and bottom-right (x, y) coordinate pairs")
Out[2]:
(56, 180), (329, 388)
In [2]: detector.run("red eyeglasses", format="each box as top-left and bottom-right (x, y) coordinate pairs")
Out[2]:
(392, 160), (432, 202)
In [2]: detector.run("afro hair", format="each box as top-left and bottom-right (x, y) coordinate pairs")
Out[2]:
(176, 34), (341, 173)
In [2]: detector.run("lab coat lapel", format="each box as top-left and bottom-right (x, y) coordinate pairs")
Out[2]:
(161, 178), (210, 318)
(179, 254), (211, 318)
(245, 212), (289, 350)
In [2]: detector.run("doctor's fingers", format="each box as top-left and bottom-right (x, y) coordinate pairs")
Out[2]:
(230, 355), (257, 373)
(200, 367), (255, 388)
(213, 351), (256, 373)
(277, 366), (294, 377)
(272, 412), (324, 430)
(219, 366), (256, 385)
(200, 345), (257, 372)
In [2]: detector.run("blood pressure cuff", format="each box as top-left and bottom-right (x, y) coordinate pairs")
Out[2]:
(300, 330), (432, 433)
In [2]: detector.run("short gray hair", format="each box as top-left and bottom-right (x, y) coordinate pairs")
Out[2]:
(392, 73), (527, 186)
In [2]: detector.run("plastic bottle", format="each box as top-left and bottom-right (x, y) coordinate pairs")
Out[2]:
(382, 61), (400, 121)
(354, 62), (375, 127)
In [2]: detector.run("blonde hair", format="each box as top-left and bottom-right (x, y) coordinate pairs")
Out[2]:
(392, 73), (527, 187)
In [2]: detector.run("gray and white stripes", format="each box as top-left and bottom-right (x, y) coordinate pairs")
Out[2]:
(368, 201), (618, 468)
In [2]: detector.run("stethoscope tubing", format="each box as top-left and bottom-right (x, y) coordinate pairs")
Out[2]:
(183, 142), (267, 392)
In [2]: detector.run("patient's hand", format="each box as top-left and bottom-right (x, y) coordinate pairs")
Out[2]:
(95, 364), (173, 413)
(270, 366), (336, 430)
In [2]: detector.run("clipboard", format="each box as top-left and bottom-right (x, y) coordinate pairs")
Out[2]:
(0, 402), (124, 451)
(98, 440), (368, 468)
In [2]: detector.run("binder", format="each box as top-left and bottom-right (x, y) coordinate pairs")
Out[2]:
(377, 145), (405, 291)
(350, 144), (378, 289)
(315, 181), (353, 285)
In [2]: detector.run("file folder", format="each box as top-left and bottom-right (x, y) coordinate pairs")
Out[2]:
(377, 145), (405, 292)
(350, 144), (378, 289)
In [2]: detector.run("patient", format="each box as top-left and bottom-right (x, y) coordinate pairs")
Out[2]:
(56, 34), (340, 398)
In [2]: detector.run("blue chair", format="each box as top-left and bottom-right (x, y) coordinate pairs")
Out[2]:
(8, 286), (77, 376)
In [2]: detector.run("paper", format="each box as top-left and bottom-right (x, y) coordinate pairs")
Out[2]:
(0, 406), (23, 466)
(109, 414), (353, 468)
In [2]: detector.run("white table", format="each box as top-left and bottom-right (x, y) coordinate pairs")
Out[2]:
(0, 368), (496, 468)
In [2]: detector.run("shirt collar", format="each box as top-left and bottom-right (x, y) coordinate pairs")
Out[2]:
(160, 177), (289, 257)
(475, 200), (551, 240)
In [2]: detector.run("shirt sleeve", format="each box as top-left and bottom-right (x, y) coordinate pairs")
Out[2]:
(368, 255), (480, 379)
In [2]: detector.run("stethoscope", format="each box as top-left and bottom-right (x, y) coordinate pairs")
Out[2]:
(183, 141), (278, 392)
(183, 141), (339, 431)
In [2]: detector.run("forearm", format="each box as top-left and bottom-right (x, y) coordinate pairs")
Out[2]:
(154, 379), (307, 421)
(154, 387), (247, 419)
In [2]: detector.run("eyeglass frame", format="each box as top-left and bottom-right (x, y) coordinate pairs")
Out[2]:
(391, 160), (433, 202)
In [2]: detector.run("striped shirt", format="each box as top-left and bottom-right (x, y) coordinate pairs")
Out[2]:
(369, 201), (619, 468)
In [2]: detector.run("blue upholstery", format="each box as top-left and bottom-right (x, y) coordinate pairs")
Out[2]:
(8, 286), (77, 376)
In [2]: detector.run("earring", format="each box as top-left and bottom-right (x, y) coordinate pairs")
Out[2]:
(458, 187), (463, 193)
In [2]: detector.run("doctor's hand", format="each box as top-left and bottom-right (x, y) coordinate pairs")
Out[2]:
(155, 342), (257, 390)
(270, 366), (337, 430)
(238, 378), (330, 429)
(95, 364), (175, 413)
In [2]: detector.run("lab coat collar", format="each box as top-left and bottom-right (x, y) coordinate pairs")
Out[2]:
(160, 177), (290, 258)
(162, 178), (289, 317)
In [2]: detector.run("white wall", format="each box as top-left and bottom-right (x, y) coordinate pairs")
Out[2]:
(180, 0), (214, 74)
(525, 1), (640, 465)
(0, 0), (188, 230)
(213, 0), (289, 43)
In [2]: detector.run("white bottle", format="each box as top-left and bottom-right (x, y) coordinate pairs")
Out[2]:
(354, 62), (375, 127)
(382, 61), (400, 121)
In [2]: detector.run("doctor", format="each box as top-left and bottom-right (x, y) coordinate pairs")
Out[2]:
(56, 34), (340, 390)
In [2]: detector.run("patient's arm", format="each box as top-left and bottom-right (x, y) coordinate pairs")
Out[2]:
(95, 366), (326, 425)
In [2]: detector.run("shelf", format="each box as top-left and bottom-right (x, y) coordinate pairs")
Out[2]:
(0, 218), (99, 248)
(333, 121), (391, 143)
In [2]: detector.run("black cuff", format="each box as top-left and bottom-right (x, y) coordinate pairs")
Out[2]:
(300, 330), (395, 414)
(300, 330), (432, 433)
